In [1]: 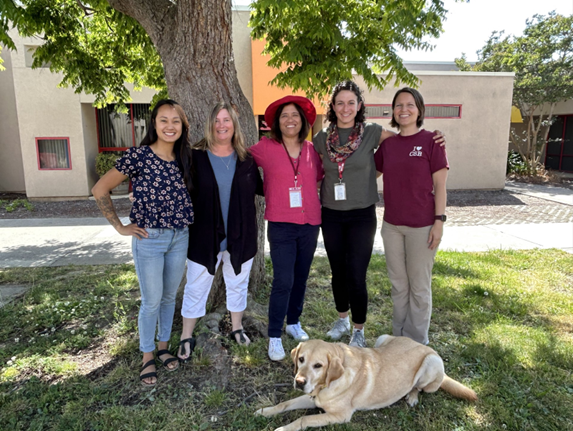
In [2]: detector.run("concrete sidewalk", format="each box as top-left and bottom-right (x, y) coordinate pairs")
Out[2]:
(1, 183), (572, 268)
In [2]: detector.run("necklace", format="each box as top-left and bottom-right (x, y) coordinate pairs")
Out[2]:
(215, 152), (234, 170)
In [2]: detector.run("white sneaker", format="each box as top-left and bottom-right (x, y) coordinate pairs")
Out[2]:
(285, 322), (310, 341)
(349, 328), (367, 348)
(326, 318), (351, 340)
(268, 337), (286, 361)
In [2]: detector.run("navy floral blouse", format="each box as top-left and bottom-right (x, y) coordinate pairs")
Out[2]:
(115, 145), (194, 229)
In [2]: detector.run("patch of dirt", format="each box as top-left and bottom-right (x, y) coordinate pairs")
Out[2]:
(0, 193), (132, 219)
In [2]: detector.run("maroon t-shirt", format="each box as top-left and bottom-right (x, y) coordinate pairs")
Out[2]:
(374, 130), (449, 228)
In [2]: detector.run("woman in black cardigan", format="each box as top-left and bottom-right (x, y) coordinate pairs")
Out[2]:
(177, 102), (263, 361)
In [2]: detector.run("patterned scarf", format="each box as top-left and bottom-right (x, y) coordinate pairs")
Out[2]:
(325, 122), (365, 163)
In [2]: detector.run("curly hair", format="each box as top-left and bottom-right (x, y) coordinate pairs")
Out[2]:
(326, 80), (366, 125)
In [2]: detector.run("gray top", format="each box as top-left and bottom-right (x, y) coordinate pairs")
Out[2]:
(208, 150), (237, 251)
(313, 123), (383, 210)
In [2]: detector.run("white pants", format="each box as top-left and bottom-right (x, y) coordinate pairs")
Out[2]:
(181, 251), (254, 319)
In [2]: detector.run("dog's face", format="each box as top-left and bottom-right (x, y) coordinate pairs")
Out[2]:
(291, 340), (344, 395)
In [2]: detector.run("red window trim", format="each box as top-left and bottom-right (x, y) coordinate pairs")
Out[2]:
(35, 137), (72, 171)
(545, 114), (572, 172)
(365, 104), (462, 119)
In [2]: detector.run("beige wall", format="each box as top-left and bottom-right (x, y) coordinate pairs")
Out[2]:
(9, 33), (92, 198)
(1, 11), (516, 197)
(232, 8), (254, 107)
(0, 44), (26, 192)
(358, 72), (515, 190)
(553, 99), (573, 116)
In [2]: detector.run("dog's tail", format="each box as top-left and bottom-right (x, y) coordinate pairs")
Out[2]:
(440, 375), (478, 402)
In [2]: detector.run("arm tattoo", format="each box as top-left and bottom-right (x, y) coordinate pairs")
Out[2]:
(95, 193), (123, 231)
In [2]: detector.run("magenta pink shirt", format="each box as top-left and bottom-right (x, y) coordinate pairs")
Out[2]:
(250, 136), (324, 225)
(374, 130), (449, 228)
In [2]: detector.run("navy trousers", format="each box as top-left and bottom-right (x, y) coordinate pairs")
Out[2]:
(267, 222), (320, 338)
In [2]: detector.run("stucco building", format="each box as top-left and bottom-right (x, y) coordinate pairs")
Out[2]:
(1, 7), (516, 199)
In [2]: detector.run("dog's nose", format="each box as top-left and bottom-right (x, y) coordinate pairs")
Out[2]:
(295, 377), (307, 389)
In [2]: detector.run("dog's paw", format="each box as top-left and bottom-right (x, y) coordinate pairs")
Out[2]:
(405, 389), (420, 407)
(255, 407), (274, 417)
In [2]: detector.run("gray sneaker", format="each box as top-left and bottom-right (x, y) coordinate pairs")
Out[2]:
(326, 318), (351, 340)
(349, 329), (366, 348)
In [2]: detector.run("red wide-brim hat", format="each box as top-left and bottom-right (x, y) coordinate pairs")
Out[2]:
(264, 95), (317, 128)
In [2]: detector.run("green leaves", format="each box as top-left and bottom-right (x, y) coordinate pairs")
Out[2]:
(250, 0), (448, 98)
(458, 12), (573, 173)
(1, 0), (166, 108)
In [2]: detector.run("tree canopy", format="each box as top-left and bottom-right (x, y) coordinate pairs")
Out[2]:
(456, 12), (573, 172)
(1, 0), (454, 106)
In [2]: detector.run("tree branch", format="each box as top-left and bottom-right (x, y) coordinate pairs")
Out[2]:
(75, 0), (95, 16)
(106, 0), (176, 42)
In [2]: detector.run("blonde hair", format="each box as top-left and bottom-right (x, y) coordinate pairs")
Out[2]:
(195, 102), (248, 161)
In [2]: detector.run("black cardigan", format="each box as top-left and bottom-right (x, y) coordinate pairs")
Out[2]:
(187, 149), (263, 275)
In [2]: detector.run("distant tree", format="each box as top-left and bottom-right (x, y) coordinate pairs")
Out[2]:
(456, 12), (573, 174)
(1, 0), (451, 301)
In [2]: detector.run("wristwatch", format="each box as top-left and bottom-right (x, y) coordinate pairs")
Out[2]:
(435, 215), (447, 222)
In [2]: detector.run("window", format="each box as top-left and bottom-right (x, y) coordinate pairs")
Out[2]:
(24, 45), (51, 68)
(96, 104), (151, 151)
(36, 138), (71, 170)
(365, 104), (462, 119)
(546, 115), (573, 172)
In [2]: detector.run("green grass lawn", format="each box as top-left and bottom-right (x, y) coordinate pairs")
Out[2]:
(1, 249), (572, 430)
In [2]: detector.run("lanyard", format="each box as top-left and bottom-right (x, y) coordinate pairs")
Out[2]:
(282, 142), (302, 186)
(337, 161), (345, 183)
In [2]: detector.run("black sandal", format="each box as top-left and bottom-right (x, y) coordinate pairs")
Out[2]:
(229, 328), (249, 345)
(140, 359), (157, 387)
(157, 349), (179, 372)
(178, 337), (196, 363)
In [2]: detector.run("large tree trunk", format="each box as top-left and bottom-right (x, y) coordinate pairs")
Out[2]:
(107, 0), (266, 303)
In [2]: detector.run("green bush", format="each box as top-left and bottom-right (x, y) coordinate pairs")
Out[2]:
(95, 152), (123, 178)
(506, 150), (528, 175)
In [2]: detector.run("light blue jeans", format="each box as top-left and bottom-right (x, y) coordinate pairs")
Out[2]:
(132, 226), (189, 353)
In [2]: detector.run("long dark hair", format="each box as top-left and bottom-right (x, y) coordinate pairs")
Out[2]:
(326, 80), (366, 125)
(141, 99), (193, 193)
(271, 102), (310, 144)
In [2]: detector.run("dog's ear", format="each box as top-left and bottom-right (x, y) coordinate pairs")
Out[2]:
(291, 343), (302, 373)
(325, 354), (344, 387)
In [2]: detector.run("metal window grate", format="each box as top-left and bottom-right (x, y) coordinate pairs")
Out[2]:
(426, 105), (461, 118)
(365, 104), (461, 119)
(37, 138), (70, 169)
(97, 104), (151, 150)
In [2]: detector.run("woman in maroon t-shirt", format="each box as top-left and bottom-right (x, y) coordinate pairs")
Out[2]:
(374, 87), (449, 346)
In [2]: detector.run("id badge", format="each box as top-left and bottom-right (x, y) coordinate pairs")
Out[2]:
(289, 187), (302, 208)
(334, 182), (347, 201)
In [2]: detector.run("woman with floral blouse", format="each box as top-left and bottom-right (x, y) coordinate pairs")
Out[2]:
(92, 99), (194, 387)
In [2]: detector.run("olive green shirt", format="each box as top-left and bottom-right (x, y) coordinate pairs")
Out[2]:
(313, 123), (383, 211)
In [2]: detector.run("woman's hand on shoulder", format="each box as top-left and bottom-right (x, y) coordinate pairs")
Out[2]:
(379, 129), (396, 145)
(117, 223), (148, 240)
(432, 130), (446, 148)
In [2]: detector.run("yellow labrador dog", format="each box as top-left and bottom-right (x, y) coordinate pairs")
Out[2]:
(256, 335), (477, 431)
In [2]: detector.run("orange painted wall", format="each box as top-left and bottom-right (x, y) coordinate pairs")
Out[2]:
(251, 39), (325, 116)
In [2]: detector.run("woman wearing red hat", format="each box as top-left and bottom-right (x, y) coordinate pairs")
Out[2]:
(313, 81), (445, 348)
(250, 95), (324, 361)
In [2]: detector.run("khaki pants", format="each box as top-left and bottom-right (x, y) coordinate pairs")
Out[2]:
(382, 221), (438, 345)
